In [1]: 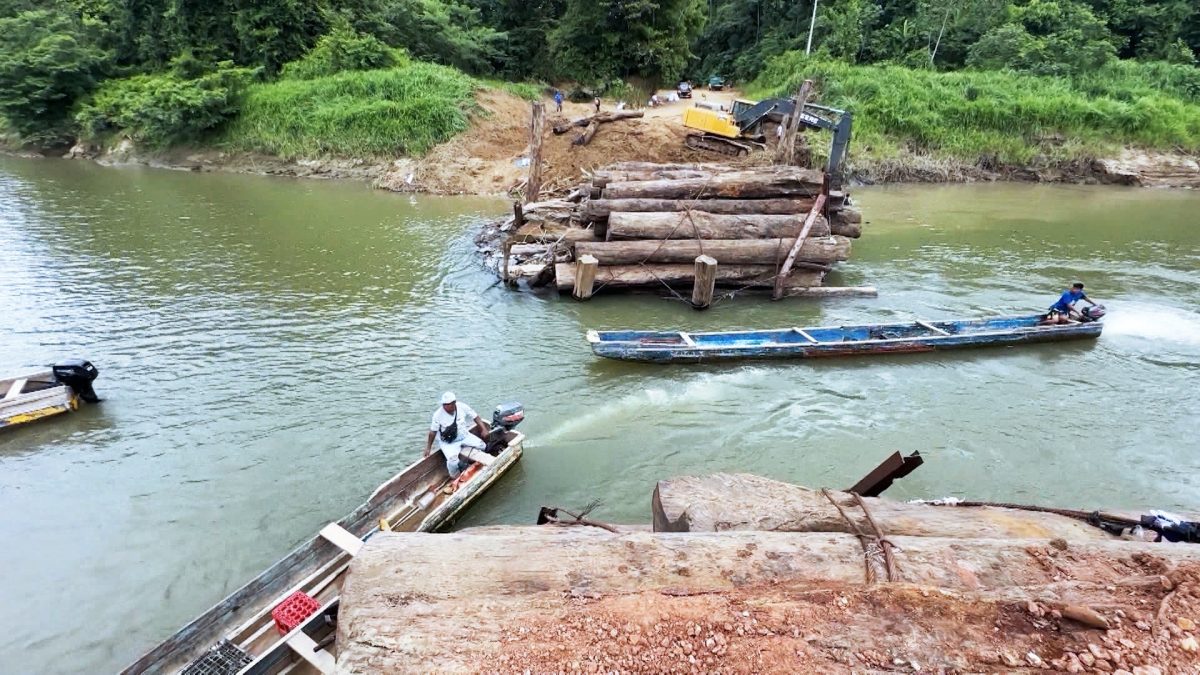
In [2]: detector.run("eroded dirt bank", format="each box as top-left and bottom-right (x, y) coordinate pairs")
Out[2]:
(39, 89), (1200, 192)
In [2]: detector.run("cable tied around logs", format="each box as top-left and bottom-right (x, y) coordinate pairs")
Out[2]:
(821, 488), (899, 583)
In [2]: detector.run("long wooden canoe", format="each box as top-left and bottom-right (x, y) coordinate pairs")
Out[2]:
(122, 429), (526, 674)
(587, 314), (1103, 363)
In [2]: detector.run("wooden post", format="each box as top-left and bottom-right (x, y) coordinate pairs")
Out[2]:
(501, 239), (513, 285)
(525, 103), (545, 203)
(512, 201), (524, 229)
(778, 79), (813, 165)
(772, 192), (827, 300)
(573, 254), (598, 300)
(691, 255), (717, 310)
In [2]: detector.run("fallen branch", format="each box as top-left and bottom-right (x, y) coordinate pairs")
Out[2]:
(537, 501), (619, 533)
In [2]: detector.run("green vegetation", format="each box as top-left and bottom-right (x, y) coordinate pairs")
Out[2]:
(0, 0), (1196, 170)
(76, 61), (257, 147)
(223, 62), (477, 158)
(749, 55), (1200, 167)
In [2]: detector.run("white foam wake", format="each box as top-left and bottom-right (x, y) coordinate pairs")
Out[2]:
(1102, 303), (1200, 348)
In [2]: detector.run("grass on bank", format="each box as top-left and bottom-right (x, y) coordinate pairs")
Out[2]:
(222, 61), (480, 158)
(748, 54), (1200, 168)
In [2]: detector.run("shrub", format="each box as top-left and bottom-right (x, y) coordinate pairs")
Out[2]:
(0, 10), (111, 144)
(76, 63), (257, 147)
(223, 62), (478, 157)
(281, 24), (407, 80)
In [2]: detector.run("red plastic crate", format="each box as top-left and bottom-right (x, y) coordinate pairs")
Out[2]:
(272, 591), (320, 635)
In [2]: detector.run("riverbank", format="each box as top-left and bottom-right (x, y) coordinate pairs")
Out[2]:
(18, 81), (1200, 193)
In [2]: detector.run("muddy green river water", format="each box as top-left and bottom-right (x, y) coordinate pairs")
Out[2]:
(1, 157), (1198, 673)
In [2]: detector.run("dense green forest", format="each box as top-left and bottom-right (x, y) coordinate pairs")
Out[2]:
(0, 0), (1197, 161)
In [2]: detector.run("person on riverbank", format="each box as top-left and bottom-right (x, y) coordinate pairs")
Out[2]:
(1043, 282), (1096, 324)
(553, 90), (563, 113)
(424, 392), (493, 479)
(593, 96), (601, 114)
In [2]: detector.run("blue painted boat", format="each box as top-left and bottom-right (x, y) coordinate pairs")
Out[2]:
(586, 314), (1104, 363)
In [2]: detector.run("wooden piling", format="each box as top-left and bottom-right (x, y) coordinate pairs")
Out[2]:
(778, 80), (813, 166)
(573, 254), (598, 300)
(691, 255), (717, 310)
(526, 102), (545, 203)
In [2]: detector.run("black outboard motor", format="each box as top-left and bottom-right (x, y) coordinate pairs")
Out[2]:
(52, 359), (100, 403)
(1080, 304), (1107, 322)
(484, 402), (524, 455)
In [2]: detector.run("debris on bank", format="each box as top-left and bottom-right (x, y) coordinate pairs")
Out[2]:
(336, 472), (1200, 674)
(478, 162), (870, 306)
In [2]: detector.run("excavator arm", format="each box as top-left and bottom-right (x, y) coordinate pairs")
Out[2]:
(733, 99), (853, 181)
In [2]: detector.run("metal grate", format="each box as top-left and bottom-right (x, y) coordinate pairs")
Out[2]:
(181, 640), (253, 675)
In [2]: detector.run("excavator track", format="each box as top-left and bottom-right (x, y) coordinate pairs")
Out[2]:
(685, 133), (761, 157)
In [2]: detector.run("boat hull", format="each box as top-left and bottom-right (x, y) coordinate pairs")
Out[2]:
(588, 315), (1103, 363)
(0, 372), (80, 430)
(122, 432), (525, 675)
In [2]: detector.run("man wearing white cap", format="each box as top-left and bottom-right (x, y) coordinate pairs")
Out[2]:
(423, 392), (492, 478)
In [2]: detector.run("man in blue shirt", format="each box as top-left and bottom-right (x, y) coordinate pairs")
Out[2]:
(553, 90), (563, 113)
(1043, 282), (1095, 324)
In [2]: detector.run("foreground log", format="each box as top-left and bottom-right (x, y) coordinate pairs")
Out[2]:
(602, 169), (826, 200)
(653, 473), (1118, 540)
(575, 235), (851, 266)
(607, 212), (831, 240)
(337, 528), (1200, 673)
(781, 285), (878, 298)
(554, 264), (823, 291)
(511, 222), (600, 244)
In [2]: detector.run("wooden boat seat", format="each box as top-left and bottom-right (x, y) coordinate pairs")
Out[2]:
(286, 631), (335, 674)
(4, 379), (27, 400)
(318, 523), (363, 557)
(791, 328), (818, 343)
(916, 320), (951, 336)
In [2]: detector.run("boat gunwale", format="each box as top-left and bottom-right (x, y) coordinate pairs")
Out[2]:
(590, 315), (1102, 354)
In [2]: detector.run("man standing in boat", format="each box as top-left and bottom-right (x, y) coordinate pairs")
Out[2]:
(1043, 282), (1096, 324)
(424, 392), (493, 479)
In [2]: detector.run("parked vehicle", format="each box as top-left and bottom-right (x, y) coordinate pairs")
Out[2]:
(677, 81), (692, 98)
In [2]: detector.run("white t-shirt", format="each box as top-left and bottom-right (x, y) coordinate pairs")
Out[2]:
(429, 402), (478, 449)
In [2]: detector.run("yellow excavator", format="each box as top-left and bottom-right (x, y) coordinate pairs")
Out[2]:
(682, 98), (853, 175)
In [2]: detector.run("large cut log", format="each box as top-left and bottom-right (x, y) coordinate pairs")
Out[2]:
(593, 169), (725, 184)
(554, 264), (823, 291)
(583, 195), (845, 220)
(511, 222), (599, 244)
(652, 473), (1119, 541)
(602, 169), (826, 200)
(552, 110), (644, 135)
(575, 236), (851, 266)
(336, 527), (1200, 673)
(782, 285), (878, 298)
(607, 211), (830, 240)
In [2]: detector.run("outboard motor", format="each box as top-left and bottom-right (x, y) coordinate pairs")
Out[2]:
(484, 402), (524, 455)
(52, 359), (100, 403)
(1080, 304), (1107, 322)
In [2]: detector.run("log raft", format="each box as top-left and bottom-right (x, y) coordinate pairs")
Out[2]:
(496, 162), (868, 303)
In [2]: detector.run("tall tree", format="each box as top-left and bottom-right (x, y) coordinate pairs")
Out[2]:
(549, 0), (706, 83)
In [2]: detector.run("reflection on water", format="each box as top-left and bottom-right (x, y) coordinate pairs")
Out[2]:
(1, 160), (1198, 672)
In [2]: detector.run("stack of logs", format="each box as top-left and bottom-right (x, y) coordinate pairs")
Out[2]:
(503, 162), (869, 307)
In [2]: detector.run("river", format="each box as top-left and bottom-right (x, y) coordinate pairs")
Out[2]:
(1, 157), (1198, 673)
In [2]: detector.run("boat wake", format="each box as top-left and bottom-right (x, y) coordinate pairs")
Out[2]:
(1102, 303), (1200, 349)
(538, 368), (770, 443)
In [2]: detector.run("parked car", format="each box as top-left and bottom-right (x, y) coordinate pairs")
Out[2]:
(708, 76), (725, 91)
(677, 81), (693, 98)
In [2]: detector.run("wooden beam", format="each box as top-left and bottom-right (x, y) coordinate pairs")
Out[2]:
(525, 102), (545, 203)
(773, 192), (827, 300)
(572, 254), (598, 300)
(679, 332), (697, 347)
(285, 631), (335, 674)
(690, 255), (717, 310)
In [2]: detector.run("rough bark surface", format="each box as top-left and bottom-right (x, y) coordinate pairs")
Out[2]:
(575, 236), (851, 265)
(582, 197), (837, 219)
(607, 212), (831, 240)
(336, 527), (1200, 674)
(602, 169), (826, 200)
(553, 264), (823, 291)
(652, 473), (1121, 541)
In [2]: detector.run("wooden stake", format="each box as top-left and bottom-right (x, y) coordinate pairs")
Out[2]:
(778, 80), (813, 166)
(773, 192), (827, 300)
(501, 239), (513, 285)
(525, 102), (545, 203)
(691, 255), (718, 310)
(512, 201), (524, 229)
(573, 254), (598, 300)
